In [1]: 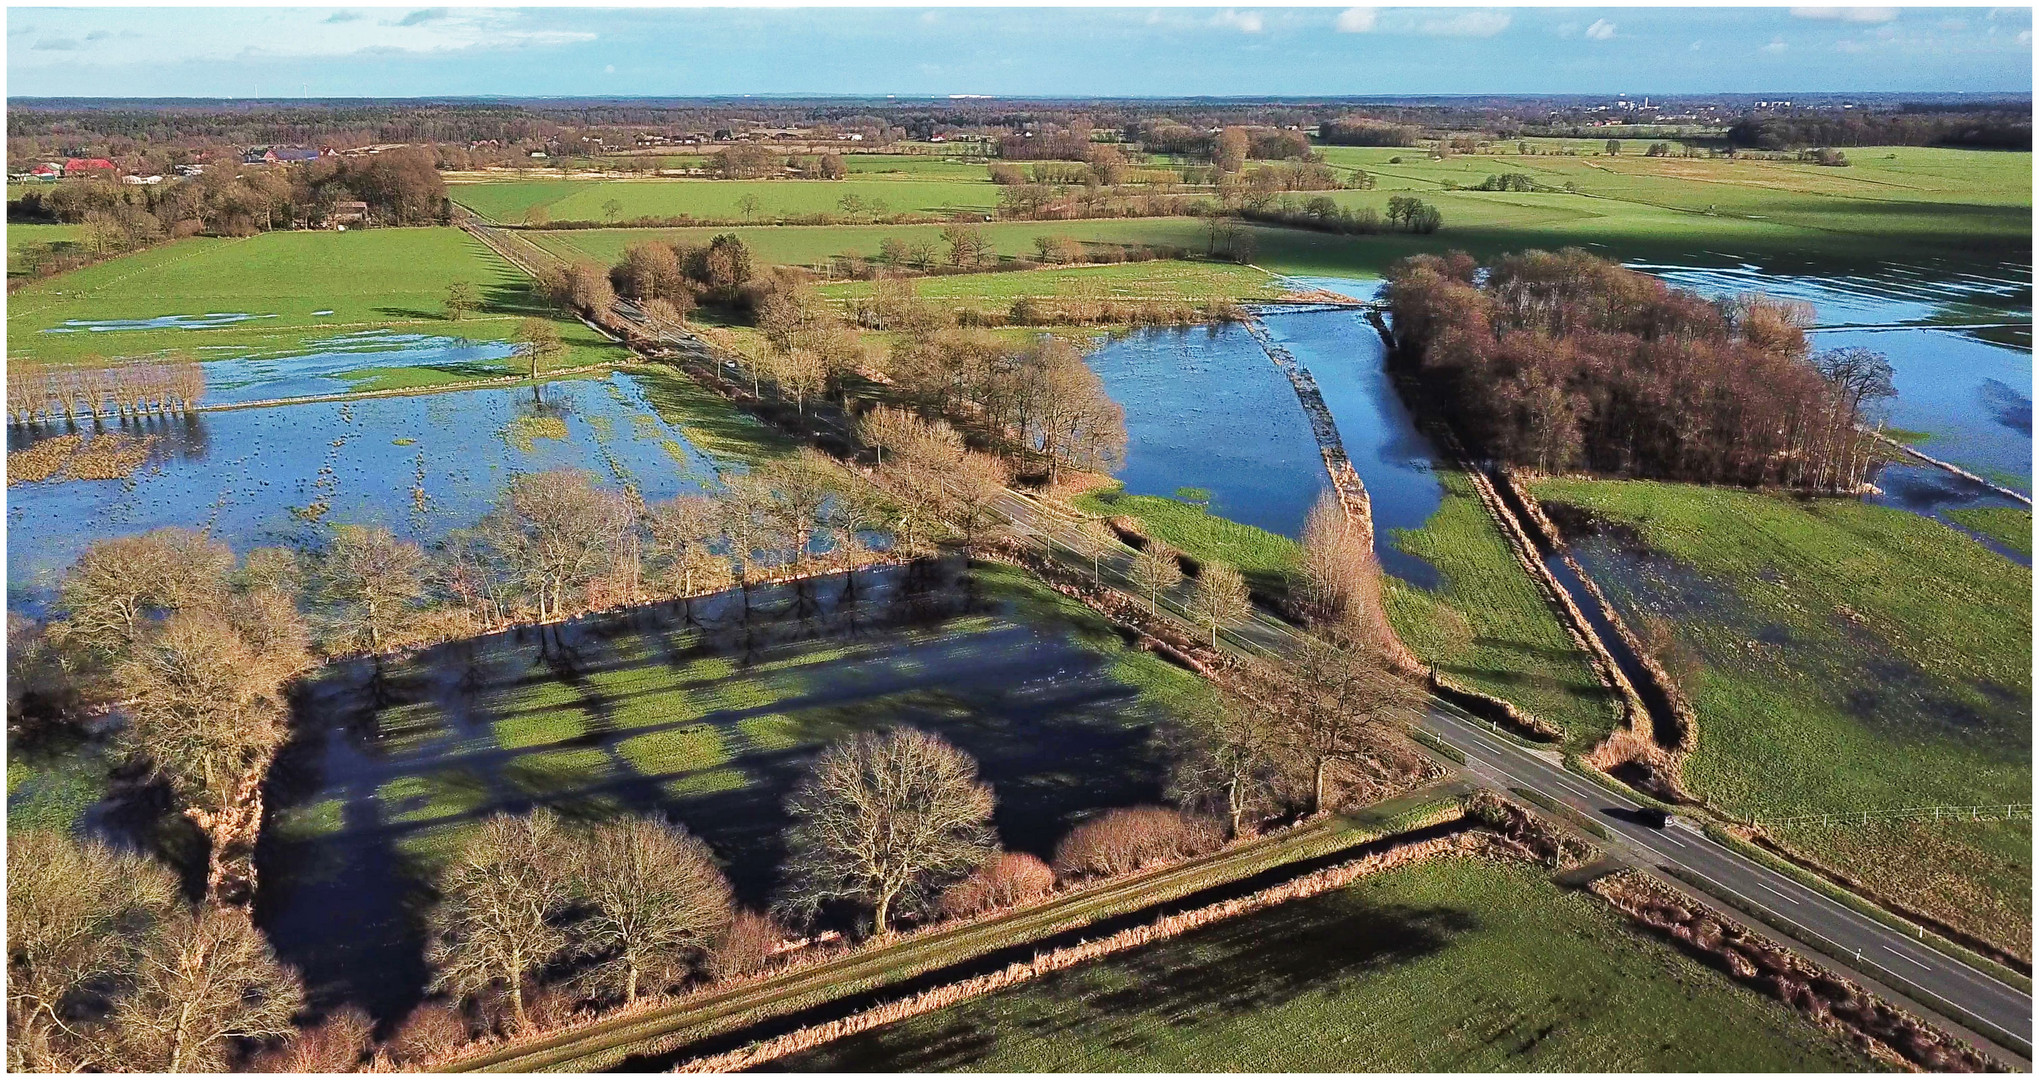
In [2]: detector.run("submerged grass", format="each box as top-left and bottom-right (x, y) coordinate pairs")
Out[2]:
(774, 857), (1871, 1073)
(1529, 477), (2033, 955)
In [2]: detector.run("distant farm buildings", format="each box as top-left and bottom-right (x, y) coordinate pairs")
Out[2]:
(242, 146), (324, 164)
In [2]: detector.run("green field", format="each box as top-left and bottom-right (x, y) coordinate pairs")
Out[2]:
(5, 227), (621, 375)
(1530, 479), (2033, 956)
(816, 259), (1283, 308)
(1075, 489), (1305, 599)
(451, 177), (1000, 225)
(1390, 469), (1622, 750)
(6, 222), (83, 272)
(523, 144), (2029, 282)
(1309, 143), (2032, 271)
(776, 856), (1870, 1072)
(530, 217), (1225, 270)
(1948, 506), (2033, 558)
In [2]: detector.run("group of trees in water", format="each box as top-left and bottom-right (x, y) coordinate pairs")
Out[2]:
(7, 359), (206, 425)
(1384, 248), (1895, 490)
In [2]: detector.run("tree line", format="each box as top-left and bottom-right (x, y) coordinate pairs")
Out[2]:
(7, 359), (207, 426)
(1727, 111), (2031, 151)
(1383, 248), (1895, 490)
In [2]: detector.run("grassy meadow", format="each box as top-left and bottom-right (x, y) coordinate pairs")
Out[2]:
(774, 856), (1871, 1072)
(1948, 506), (2033, 558)
(6, 222), (83, 271)
(451, 177), (1000, 224)
(5, 227), (622, 375)
(522, 143), (2030, 282)
(1530, 478), (2033, 956)
(816, 259), (1285, 309)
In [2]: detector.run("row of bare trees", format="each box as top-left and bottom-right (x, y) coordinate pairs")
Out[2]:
(1384, 249), (1895, 490)
(7, 359), (206, 426)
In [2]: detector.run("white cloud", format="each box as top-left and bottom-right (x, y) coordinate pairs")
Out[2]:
(1789, 7), (1899, 23)
(1585, 19), (1616, 40)
(2020, 28), (2034, 43)
(1689, 39), (1704, 51)
(1415, 10), (1511, 37)
(603, 64), (615, 73)
(1762, 37), (1790, 52)
(1335, 7), (1377, 33)
(1212, 10), (1263, 34)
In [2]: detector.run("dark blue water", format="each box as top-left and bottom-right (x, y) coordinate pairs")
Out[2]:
(1082, 323), (1330, 539)
(6, 371), (732, 611)
(1257, 283), (1446, 588)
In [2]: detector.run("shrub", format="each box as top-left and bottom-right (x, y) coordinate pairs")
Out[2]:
(386, 1001), (469, 1065)
(940, 852), (1056, 918)
(709, 909), (787, 982)
(250, 1006), (374, 1072)
(1052, 806), (1223, 881)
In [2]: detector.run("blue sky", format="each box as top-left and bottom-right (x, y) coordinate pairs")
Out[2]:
(7, 7), (2033, 98)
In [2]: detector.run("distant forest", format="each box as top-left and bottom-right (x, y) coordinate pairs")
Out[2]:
(8, 95), (2030, 169)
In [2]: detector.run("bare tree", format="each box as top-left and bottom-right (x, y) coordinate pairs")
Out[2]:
(513, 318), (566, 382)
(778, 728), (998, 935)
(1256, 639), (1418, 815)
(1131, 542), (1184, 614)
(938, 852), (1054, 918)
(1186, 561), (1251, 648)
(51, 529), (233, 660)
(568, 817), (735, 1004)
(317, 524), (426, 653)
(481, 469), (637, 618)
(427, 810), (575, 1029)
(1298, 492), (1391, 648)
(248, 1006), (373, 1073)
(6, 831), (181, 1072)
(1052, 806), (1222, 880)
(643, 494), (730, 599)
(112, 607), (306, 896)
(1167, 696), (1282, 838)
(109, 905), (304, 1073)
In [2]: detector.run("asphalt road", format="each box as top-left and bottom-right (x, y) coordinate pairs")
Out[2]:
(1423, 705), (2034, 1062)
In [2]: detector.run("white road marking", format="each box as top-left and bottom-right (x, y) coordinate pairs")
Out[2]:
(1756, 880), (1798, 904)
(1886, 946), (1932, 970)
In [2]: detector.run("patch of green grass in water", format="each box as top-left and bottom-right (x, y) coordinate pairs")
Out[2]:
(493, 706), (589, 750)
(617, 724), (730, 777)
(6, 742), (111, 834)
(378, 770), (492, 827)
(779, 857), (1872, 1072)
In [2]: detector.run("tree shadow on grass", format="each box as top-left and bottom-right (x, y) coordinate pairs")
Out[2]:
(772, 894), (1478, 1072)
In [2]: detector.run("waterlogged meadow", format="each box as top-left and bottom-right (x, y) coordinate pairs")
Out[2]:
(1082, 321), (1330, 539)
(774, 857), (1869, 1072)
(253, 560), (1216, 1019)
(6, 368), (771, 609)
(1532, 478), (2033, 957)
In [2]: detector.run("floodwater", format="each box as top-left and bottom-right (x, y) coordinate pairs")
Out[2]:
(6, 371), (731, 611)
(42, 312), (282, 333)
(198, 331), (521, 405)
(1258, 278), (1447, 588)
(1082, 323), (1331, 538)
(251, 559), (1176, 1021)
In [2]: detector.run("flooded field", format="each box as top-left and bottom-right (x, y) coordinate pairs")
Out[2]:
(251, 560), (1202, 1019)
(6, 369), (737, 610)
(1082, 323), (1330, 539)
(1533, 479), (2032, 953)
(197, 330), (523, 404)
(1265, 278), (1446, 587)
